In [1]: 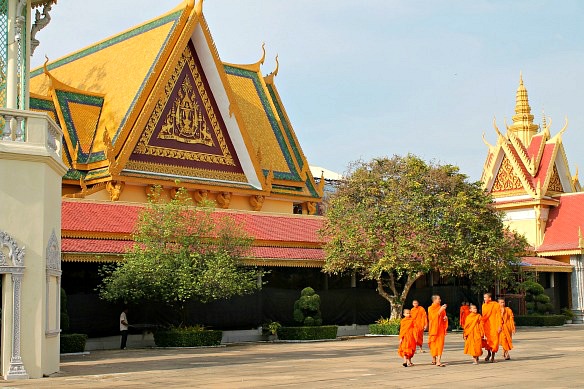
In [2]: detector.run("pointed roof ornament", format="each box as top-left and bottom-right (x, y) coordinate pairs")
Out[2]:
(509, 72), (539, 144)
(272, 54), (279, 77)
(223, 42), (266, 73)
(264, 55), (280, 84)
(317, 170), (325, 197)
(194, 0), (203, 15)
(541, 108), (546, 132)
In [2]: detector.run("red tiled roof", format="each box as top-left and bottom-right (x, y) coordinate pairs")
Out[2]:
(532, 143), (556, 187)
(62, 200), (324, 244)
(62, 238), (133, 254)
(520, 256), (572, 267)
(62, 238), (324, 261)
(526, 133), (544, 159)
(538, 193), (584, 252)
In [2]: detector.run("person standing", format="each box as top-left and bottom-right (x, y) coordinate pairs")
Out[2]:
(411, 300), (428, 353)
(427, 295), (448, 367)
(463, 304), (484, 365)
(120, 306), (129, 350)
(481, 293), (502, 362)
(498, 298), (516, 360)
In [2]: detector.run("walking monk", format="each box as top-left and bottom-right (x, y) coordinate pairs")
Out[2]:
(411, 300), (428, 353)
(463, 304), (484, 365)
(459, 301), (470, 328)
(481, 293), (502, 362)
(498, 298), (516, 360)
(427, 295), (448, 367)
(398, 309), (417, 367)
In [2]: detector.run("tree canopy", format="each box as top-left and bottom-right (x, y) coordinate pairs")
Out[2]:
(321, 155), (527, 318)
(98, 186), (261, 325)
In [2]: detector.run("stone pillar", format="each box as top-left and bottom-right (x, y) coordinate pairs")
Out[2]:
(570, 255), (584, 324)
(0, 111), (67, 378)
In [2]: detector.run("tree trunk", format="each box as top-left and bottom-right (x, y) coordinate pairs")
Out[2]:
(377, 271), (425, 319)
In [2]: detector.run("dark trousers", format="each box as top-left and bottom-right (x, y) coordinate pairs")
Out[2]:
(120, 330), (128, 349)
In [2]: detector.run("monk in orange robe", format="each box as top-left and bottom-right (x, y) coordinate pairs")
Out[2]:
(427, 295), (448, 367)
(411, 300), (428, 353)
(463, 304), (484, 364)
(481, 293), (502, 362)
(459, 301), (470, 328)
(398, 309), (417, 367)
(498, 298), (516, 360)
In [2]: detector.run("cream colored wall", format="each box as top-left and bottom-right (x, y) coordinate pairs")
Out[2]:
(0, 113), (66, 378)
(503, 218), (537, 247)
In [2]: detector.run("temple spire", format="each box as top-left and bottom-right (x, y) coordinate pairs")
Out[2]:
(509, 72), (539, 145)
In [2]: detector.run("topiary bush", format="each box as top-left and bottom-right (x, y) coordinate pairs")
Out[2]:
(60, 334), (87, 353)
(521, 281), (553, 315)
(293, 287), (322, 326)
(154, 327), (222, 347)
(278, 326), (338, 340)
(515, 315), (565, 327)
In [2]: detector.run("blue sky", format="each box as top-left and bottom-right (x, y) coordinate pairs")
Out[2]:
(30, 0), (584, 181)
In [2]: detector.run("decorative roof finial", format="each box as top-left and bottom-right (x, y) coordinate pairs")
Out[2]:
(541, 107), (546, 131)
(259, 42), (266, 66)
(194, 0), (203, 15)
(273, 54), (279, 77)
(509, 72), (539, 144)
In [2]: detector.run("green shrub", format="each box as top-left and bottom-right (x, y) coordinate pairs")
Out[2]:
(278, 326), (338, 340)
(535, 294), (550, 303)
(520, 281), (552, 314)
(515, 315), (565, 327)
(293, 287), (323, 326)
(60, 334), (87, 353)
(154, 327), (222, 347)
(562, 308), (575, 320)
(521, 281), (545, 295)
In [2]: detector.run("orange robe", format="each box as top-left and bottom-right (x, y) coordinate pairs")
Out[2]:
(459, 305), (470, 328)
(410, 306), (427, 347)
(481, 301), (502, 353)
(500, 307), (515, 352)
(463, 312), (484, 357)
(397, 317), (417, 359)
(427, 302), (448, 357)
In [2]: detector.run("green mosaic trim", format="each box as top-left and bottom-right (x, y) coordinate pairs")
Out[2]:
(85, 167), (111, 181)
(29, 96), (57, 117)
(266, 83), (304, 170)
(224, 65), (301, 182)
(305, 177), (320, 198)
(63, 169), (86, 180)
(54, 89), (106, 164)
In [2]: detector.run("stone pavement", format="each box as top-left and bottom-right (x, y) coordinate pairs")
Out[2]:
(2, 325), (584, 388)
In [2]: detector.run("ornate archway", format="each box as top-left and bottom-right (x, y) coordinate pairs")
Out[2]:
(0, 230), (28, 379)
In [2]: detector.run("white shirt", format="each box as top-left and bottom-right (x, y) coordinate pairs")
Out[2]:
(120, 312), (128, 331)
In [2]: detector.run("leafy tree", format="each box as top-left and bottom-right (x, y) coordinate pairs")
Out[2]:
(321, 155), (527, 318)
(98, 186), (261, 326)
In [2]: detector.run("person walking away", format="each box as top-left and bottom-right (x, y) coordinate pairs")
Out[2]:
(498, 298), (516, 360)
(120, 306), (129, 350)
(459, 301), (470, 328)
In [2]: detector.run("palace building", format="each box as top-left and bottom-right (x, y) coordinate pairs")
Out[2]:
(480, 75), (582, 322)
(23, 0), (390, 335)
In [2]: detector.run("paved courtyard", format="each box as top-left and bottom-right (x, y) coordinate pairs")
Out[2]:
(3, 325), (584, 388)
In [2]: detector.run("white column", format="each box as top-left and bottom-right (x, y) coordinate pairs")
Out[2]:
(6, 0), (18, 109)
(570, 255), (584, 324)
(6, 273), (28, 379)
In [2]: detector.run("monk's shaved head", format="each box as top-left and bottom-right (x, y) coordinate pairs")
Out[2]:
(432, 295), (441, 302)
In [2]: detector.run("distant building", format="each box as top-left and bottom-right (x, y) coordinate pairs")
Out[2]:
(480, 75), (579, 321)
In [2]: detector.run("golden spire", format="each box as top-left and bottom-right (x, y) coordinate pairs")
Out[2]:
(509, 72), (539, 145)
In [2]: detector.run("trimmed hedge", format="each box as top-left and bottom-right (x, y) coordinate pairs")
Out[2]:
(278, 326), (338, 340)
(60, 333), (88, 353)
(154, 329), (223, 347)
(515, 315), (566, 327)
(369, 323), (400, 335)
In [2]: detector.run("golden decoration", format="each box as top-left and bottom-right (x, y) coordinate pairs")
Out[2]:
(134, 44), (235, 166)
(106, 181), (124, 201)
(158, 76), (214, 146)
(492, 157), (524, 192)
(192, 189), (208, 203)
(125, 160), (247, 183)
(216, 192), (231, 209)
(547, 165), (563, 193)
(249, 195), (264, 211)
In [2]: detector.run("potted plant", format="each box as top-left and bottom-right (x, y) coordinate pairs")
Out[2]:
(266, 321), (281, 341)
(562, 308), (575, 324)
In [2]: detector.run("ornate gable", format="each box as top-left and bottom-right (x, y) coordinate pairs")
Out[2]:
(125, 41), (248, 184)
(492, 156), (525, 195)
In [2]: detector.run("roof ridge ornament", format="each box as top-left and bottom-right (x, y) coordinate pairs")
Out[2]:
(194, 0), (203, 15)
